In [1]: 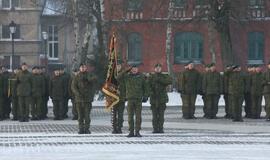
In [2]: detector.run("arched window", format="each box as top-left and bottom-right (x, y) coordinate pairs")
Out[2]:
(127, 33), (142, 64)
(174, 32), (203, 63)
(127, 0), (143, 11)
(173, 0), (187, 7)
(248, 32), (264, 63)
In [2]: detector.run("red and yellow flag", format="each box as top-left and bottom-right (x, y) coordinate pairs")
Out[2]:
(102, 33), (120, 111)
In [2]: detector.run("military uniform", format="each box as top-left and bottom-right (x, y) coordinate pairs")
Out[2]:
(243, 70), (252, 118)
(71, 70), (96, 134)
(16, 69), (32, 122)
(9, 72), (19, 120)
(39, 69), (50, 119)
(0, 72), (6, 120)
(148, 70), (172, 133)
(49, 73), (66, 120)
(31, 71), (45, 120)
(263, 68), (270, 121)
(223, 68), (232, 118)
(2, 70), (11, 119)
(62, 72), (71, 118)
(180, 68), (200, 119)
(124, 69), (148, 137)
(69, 73), (78, 120)
(228, 69), (245, 122)
(250, 71), (263, 119)
(112, 68), (127, 134)
(202, 70), (223, 119)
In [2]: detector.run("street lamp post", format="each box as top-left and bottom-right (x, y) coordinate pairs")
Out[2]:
(42, 31), (48, 67)
(9, 21), (16, 71)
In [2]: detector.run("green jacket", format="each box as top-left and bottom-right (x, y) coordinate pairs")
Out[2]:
(124, 73), (148, 100)
(263, 69), (270, 94)
(41, 73), (50, 98)
(71, 72), (97, 102)
(1, 71), (10, 97)
(62, 72), (71, 98)
(8, 73), (17, 97)
(148, 73), (172, 104)
(31, 74), (45, 97)
(115, 69), (127, 101)
(251, 72), (263, 95)
(16, 70), (32, 97)
(228, 71), (245, 95)
(180, 69), (201, 95)
(202, 71), (223, 95)
(49, 75), (66, 100)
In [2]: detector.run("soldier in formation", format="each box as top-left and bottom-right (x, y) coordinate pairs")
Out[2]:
(148, 63), (172, 133)
(71, 63), (97, 134)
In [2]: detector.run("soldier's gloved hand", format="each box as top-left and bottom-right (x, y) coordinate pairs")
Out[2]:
(142, 97), (148, 103)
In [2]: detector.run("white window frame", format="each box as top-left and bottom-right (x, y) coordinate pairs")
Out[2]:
(1, 0), (21, 10)
(0, 24), (21, 40)
(48, 25), (59, 60)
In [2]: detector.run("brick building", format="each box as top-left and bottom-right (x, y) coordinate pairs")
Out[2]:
(104, 0), (270, 72)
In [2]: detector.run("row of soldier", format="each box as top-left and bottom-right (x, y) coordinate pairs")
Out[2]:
(1, 61), (270, 137)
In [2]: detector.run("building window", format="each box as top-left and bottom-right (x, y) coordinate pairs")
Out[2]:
(173, 0), (187, 8)
(248, 32), (264, 62)
(174, 32), (203, 63)
(1, 0), (20, 9)
(3, 56), (20, 70)
(127, 33), (142, 64)
(249, 0), (264, 7)
(127, 0), (143, 11)
(48, 25), (59, 59)
(0, 24), (20, 39)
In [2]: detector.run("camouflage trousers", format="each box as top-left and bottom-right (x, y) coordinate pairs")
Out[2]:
(76, 102), (92, 131)
(264, 94), (270, 119)
(181, 94), (196, 119)
(151, 102), (166, 132)
(127, 99), (142, 132)
(0, 97), (4, 119)
(71, 98), (78, 119)
(111, 100), (125, 130)
(250, 94), (262, 118)
(224, 94), (231, 117)
(41, 97), (49, 119)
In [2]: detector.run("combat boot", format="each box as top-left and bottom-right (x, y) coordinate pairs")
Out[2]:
(127, 131), (134, 137)
(117, 128), (122, 134)
(135, 131), (142, 137)
(78, 128), (84, 134)
(84, 130), (91, 134)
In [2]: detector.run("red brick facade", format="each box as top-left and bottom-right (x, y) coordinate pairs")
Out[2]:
(104, 0), (270, 72)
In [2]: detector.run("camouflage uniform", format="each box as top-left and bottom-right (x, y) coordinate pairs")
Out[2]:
(228, 70), (245, 122)
(202, 70), (223, 119)
(16, 70), (32, 122)
(71, 71), (97, 134)
(180, 68), (200, 119)
(148, 72), (172, 133)
(112, 68), (127, 134)
(2, 71), (11, 119)
(124, 71), (148, 137)
(250, 71), (263, 119)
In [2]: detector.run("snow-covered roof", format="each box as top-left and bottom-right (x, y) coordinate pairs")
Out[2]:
(42, 0), (66, 16)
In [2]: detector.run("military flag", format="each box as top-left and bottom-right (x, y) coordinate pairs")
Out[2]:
(102, 33), (120, 111)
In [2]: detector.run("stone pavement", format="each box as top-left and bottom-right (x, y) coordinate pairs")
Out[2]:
(0, 106), (270, 160)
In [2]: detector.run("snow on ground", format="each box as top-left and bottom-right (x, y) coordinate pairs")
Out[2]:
(48, 92), (265, 107)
